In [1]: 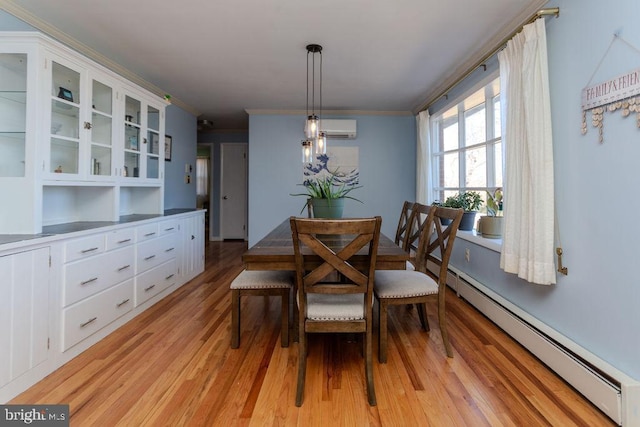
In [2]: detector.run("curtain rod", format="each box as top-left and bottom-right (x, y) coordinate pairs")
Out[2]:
(417, 7), (559, 113)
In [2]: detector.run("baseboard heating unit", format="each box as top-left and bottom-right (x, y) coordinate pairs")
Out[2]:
(446, 268), (640, 426)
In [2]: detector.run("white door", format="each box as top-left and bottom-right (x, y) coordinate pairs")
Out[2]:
(220, 143), (247, 239)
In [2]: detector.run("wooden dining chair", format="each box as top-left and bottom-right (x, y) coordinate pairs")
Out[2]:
(374, 205), (463, 362)
(290, 216), (382, 407)
(394, 201), (414, 250)
(230, 269), (293, 349)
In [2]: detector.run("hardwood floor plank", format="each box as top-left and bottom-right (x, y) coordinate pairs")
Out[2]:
(10, 240), (615, 426)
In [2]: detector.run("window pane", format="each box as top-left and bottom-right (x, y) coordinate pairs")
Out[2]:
(494, 96), (501, 138)
(494, 141), (503, 187)
(464, 103), (486, 146)
(465, 146), (486, 187)
(443, 152), (459, 187)
(443, 119), (458, 151)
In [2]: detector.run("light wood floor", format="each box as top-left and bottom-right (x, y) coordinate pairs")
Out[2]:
(13, 241), (614, 426)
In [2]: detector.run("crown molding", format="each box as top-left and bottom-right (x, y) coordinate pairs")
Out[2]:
(0, 1), (200, 116)
(245, 109), (413, 116)
(413, 0), (549, 113)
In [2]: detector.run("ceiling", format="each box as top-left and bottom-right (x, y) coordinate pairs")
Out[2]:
(2, 0), (545, 130)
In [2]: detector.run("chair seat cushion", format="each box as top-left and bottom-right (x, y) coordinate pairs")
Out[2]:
(230, 270), (293, 290)
(374, 270), (438, 299)
(306, 294), (364, 321)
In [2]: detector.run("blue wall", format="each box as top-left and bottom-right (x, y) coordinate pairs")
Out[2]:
(449, 0), (640, 380)
(164, 105), (197, 209)
(247, 113), (416, 246)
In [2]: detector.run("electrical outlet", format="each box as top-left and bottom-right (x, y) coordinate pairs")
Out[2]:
(465, 248), (470, 262)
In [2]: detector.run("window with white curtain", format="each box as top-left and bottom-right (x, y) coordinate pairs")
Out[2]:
(196, 157), (209, 197)
(430, 76), (502, 211)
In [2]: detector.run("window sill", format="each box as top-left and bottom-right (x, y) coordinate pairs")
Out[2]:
(456, 229), (502, 253)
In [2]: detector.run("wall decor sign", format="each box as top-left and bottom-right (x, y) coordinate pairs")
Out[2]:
(581, 34), (640, 143)
(164, 135), (172, 161)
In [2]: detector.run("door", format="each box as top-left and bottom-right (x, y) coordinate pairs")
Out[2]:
(220, 143), (247, 239)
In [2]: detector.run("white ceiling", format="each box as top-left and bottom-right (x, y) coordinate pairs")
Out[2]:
(3, 0), (545, 129)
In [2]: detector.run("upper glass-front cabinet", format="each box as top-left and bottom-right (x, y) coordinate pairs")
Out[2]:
(0, 53), (28, 177)
(90, 79), (113, 177)
(147, 105), (160, 179)
(49, 60), (81, 175)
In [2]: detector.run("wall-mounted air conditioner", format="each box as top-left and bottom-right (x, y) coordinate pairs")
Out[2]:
(319, 119), (357, 139)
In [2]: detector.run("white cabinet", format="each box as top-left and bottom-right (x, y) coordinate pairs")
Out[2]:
(181, 212), (205, 282)
(0, 247), (49, 389)
(0, 32), (165, 234)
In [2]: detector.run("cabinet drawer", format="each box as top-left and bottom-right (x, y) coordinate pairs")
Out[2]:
(136, 223), (159, 242)
(106, 227), (135, 251)
(158, 219), (179, 235)
(63, 245), (135, 306)
(62, 279), (134, 351)
(64, 234), (105, 262)
(135, 259), (177, 307)
(136, 233), (178, 274)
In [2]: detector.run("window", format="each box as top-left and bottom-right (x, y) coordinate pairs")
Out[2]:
(430, 77), (502, 211)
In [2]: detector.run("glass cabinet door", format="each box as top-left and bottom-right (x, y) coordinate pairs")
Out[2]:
(146, 105), (160, 179)
(89, 79), (113, 176)
(50, 61), (81, 175)
(124, 95), (141, 178)
(0, 53), (27, 177)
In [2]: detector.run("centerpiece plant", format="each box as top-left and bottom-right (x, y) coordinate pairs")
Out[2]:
(291, 171), (362, 218)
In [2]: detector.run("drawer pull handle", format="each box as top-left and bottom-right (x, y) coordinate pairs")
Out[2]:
(144, 232), (156, 237)
(80, 317), (97, 328)
(165, 274), (175, 280)
(81, 247), (99, 253)
(81, 277), (98, 285)
(144, 255), (156, 261)
(117, 238), (132, 244)
(144, 284), (156, 291)
(164, 227), (175, 231)
(117, 299), (130, 308)
(118, 264), (131, 271)
(165, 247), (175, 252)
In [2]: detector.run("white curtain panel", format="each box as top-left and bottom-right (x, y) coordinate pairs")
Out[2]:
(498, 18), (556, 285)
(416, 110), (431, 204)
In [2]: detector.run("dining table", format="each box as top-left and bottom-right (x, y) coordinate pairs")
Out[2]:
(242, 218), (409, 271)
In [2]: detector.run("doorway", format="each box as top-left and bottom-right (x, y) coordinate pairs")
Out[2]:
(220, 143), (247, 240)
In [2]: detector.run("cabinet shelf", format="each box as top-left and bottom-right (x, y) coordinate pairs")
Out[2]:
(0, 91), (26, 104)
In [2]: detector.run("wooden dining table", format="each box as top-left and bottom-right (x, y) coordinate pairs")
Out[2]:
(242, 218), (409, 271)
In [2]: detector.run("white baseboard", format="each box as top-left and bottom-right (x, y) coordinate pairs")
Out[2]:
(444, 267), (640, 426)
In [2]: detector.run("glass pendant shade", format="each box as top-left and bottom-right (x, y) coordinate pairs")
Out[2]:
(305, 115), (319, 139)
(316, 132), (327, 155)
(301, 140), (313, 163)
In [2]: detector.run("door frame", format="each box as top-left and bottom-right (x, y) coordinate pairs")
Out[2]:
(219, 143), (248, 240)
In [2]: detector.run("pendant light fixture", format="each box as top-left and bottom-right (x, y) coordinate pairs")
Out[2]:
(302, 43), (326, 162)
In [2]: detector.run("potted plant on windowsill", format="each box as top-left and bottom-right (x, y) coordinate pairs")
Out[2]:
(478, 188), (503, 238)
(435, 191), (482, 231)
(291, 172), (363, 218)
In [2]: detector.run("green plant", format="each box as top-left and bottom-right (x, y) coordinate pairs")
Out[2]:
(436, 191), (483, 212)
(486, 188), (503, 217)
(290, 173), (363, 213)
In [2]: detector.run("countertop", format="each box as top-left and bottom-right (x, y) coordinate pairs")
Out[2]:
(0, 209), (203, 248)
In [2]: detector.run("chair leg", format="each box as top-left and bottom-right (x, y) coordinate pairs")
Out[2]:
(281, 289), (289, 347)
(378, 299), (388, 363)
(417, 302), (430, 331)
(295, 330), (307, 406)
(231, 289), (240, 349)
(365, 327), (377, 406)
(438, 291), (453, 358)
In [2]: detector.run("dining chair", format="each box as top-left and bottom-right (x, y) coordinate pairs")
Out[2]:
(374, 205), (463, 362)
(394, 201), (414, 250)
(230, 269), (293, 349)
(290, 216), (382, 406)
